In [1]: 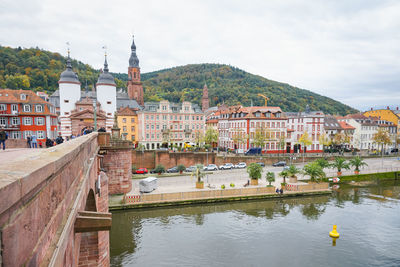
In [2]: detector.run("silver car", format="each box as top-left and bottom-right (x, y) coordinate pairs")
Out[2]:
(219, 163), (234, 170)
(234, 162), (247, 169)
(204, 164), (218, 171)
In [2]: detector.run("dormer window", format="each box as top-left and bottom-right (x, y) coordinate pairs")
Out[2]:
(20, 94), (26, 100)
(276, 112), (281, 118)
(255, 112), (260, 118)
(265, 112), (271, 118)
(35, 105), (43, 112)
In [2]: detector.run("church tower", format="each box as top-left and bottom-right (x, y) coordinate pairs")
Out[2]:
(58, 51), (81, 138)
(201, 83), (210, 111)
(96, 54), (116, 131)
(127, 36), (144, 105)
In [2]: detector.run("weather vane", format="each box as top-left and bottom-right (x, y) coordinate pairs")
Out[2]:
(102, 45), (107, 57)
(66, 42), (70, 57)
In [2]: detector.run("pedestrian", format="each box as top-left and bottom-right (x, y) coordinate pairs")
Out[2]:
(46, 137), (53, 148)
(27, 135), (31, 148)
(276, 188), (280, 194)
(0, 127), (7, 150)
(31, 134), (38, 148)
(279, 188), (283, 195)
(38, 141), (43, 148)
(55, 136), (64, 144)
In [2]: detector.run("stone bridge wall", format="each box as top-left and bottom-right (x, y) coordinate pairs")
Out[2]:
(0, 133), (110, 266)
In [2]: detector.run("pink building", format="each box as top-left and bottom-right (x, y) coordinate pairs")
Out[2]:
(137, 100), (205, 150)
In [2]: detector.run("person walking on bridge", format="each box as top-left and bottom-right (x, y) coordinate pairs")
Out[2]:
(0, 127), (7, 150)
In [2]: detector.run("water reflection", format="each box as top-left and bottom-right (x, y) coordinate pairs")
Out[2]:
(110, 181), (400, 267)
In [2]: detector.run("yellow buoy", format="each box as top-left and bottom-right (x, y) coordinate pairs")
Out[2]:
(329, 225), (340, 238)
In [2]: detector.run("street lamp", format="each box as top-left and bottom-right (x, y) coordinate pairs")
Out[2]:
(92, 99), (97, 131)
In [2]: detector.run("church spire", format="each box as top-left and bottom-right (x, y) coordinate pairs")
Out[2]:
(103, 53), (109, 73)
(129, 35), (140, 68)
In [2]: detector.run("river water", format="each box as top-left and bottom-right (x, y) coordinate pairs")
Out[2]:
(110, 181), (400, 267)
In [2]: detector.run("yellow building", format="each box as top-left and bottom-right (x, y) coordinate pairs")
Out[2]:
(117, 107), (139, 146)
(363, 109), (400, 131)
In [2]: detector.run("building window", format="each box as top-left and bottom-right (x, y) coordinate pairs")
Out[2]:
(64, 100), (69, 103)
(122, 118), (127, 123)
(23, 130), (32, 139)
(131, 118), (135, 123)
(146, 124), (149, 129)
(123, 126), (127, 131)
(146, 115), (149, 119)
(156, 125), (159, 130)
(131, 135), (135, 141)
(146, 134), (149, 139)
(11, 131), (21, 139)
(37, 131), (45, 139)
(20, 94), (26, 100)
(107, 101), (111, 104)
(35, 117), (45, 125)
(64, 112), (69, 115)
(23, 104), (31, 112)
(151, 125), (154, 129)
(35, 105), (43, 112)
(11, 104), (18, 113)
(130, 126), (135, 131)
(12, 117), (19, 125)
(0, 104), (6, 111)
(0, 117), (6, 126)
(23, 117), (32, 125)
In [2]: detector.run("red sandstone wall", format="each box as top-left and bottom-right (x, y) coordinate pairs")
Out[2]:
(104, 148), (132, 195)
(131, 150), (156, 169)
(0, 133), (110, 266)
(156, 151), (216, 169)
(3, 139), (28, 148)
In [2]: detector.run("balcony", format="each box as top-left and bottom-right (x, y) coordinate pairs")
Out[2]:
(1, 124), (20, 130)
(0, 110), (18, 116)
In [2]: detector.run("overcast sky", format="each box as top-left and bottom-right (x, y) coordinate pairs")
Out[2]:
(1, 0), (399, 110)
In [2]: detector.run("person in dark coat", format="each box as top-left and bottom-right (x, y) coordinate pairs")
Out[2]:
(0, 127), (7, 150)
(27, 135), (31, 148)
(46, 137), (53, 148)
(55, 136), (64, 144)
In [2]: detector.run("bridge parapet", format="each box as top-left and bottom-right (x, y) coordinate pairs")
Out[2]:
(0, 133), (110, 266)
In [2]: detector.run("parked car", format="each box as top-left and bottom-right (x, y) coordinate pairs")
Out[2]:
(255, 162), (265, 167)
(166, 166), (179, 173)
(135, 168), (148, 174)
(391, 148), (399, 153)
(235, 162), (247, 169)
(245, 147), (262, 155)
(272, 161), (286, 167)
(219, 163), (234, 170)
(185, 165), (197, 172)
(283, 166), (290, 171)
(204, 164), (218, 171)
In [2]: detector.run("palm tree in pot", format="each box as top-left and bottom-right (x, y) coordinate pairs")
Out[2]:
(247, 163), (263, 185)
(177, 164), (186, 174)
(349, 156), (368, 175)
(192, 164), (205, 189)
(287, 165), (301, 183)
(266, 171), (275, 186)
(330, 157), (350, 176)
(303, 161), (325, 182)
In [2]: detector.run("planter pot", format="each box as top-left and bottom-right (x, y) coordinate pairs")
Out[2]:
(354, 170), (360, 175)
(250, 179), (258, 185)
(196, 182), (204, 189)
(289, 176), (297, 183)
(179, 171), (183, 174)
(280, 184), (286, 190)
(337, 171), (342, 176)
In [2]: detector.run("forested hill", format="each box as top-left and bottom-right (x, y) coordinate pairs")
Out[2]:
(0, 46), (126, 92)
(141, 64), (357, 115)
(0, 46), (357, 115)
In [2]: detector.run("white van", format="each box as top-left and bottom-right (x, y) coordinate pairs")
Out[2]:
(139, 177), (158, 193)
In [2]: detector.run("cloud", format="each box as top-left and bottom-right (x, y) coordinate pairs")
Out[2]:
(0, 0), (399, 110)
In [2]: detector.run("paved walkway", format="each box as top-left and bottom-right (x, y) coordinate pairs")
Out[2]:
(0, 148), (39, 162)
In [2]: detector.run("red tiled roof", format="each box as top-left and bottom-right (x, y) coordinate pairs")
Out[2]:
(0, 89), (49, 104)
(338, 121), (355, 130)
(117, 106), (137, 116)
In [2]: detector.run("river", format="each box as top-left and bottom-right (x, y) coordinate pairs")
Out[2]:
(110, 181), (400, 267)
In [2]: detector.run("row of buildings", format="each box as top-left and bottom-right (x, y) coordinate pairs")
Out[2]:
(0, 36), (398, 152)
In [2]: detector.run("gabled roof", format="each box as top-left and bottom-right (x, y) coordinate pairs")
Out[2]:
(338, 121), (355, 130)
(117, 106), (137, 116)
(0, 89), (52, 104)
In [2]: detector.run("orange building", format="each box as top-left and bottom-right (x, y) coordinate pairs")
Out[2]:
(0, 89), (58, 142)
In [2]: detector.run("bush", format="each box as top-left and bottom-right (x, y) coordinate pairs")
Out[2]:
(247, 162), (263, 180)
(177, 164), (186, 173)
(154, 164), (166, 174)
(221, 184), (226, 189)
(230, 183), (235, 188)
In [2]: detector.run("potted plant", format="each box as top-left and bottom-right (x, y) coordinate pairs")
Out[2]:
(303, 161), (325, 182)
(349, 156), (368, 175)
(330, 157), (350, 176)
(154, 164), (165, 175)
(192, 164), (205, 189)
(230, 183), (235, 188)
(221, 184), (226, 189)
(266, 171), (275, 187)
(279, 169), (289, 184)
(287, 165), (301, 183)
(247, 162), (263, 185)
(177, 164), (186, 174)
(315, 158), (330, 169)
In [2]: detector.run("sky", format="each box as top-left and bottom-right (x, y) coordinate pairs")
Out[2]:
(0, 0), (399, 110)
